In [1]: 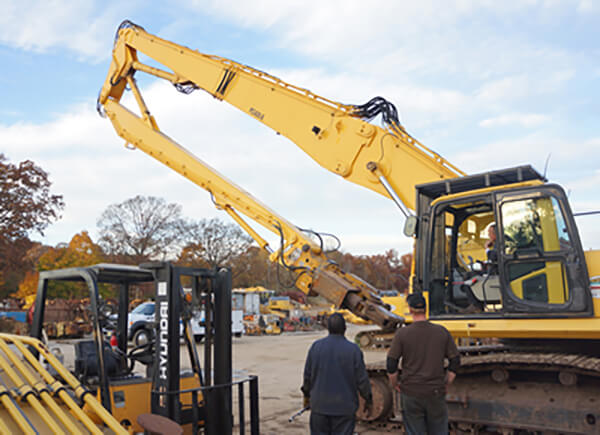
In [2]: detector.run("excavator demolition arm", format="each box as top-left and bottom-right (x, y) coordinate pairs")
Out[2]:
(95, 20), (445, 331)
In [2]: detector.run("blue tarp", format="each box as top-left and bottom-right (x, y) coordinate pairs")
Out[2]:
(0, 311), (27, 322)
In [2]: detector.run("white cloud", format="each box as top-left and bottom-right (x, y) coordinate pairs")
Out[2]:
(0, 0), (132, 61)
(479, 113), (549, 128)
(476, 70), (574, 103)
(577, 0), (600, 13)
(1, 80), (411, 255)
(451, 134), (600, 174)
(563, 167), (600, 193)
(191, 1), (582, 84)
(573, 205), (600, 251)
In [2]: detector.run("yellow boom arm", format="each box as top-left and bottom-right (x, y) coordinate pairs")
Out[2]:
(98, 21), (401, 329)
(98, 21), (463, 214)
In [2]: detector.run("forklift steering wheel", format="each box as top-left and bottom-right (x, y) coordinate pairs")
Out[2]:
(127, 340), (154, 372)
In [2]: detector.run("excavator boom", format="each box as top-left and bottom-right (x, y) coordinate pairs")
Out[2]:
(99, 21), (463, 214)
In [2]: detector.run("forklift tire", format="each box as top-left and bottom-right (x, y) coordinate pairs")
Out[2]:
(133, 328), (151, 347)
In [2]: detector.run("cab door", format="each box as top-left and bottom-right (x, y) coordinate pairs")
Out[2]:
(495, 185), (592, 315)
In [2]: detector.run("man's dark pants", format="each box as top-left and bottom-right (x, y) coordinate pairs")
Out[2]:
(401, 392), (448, 435)
(309, 412), (355, 435)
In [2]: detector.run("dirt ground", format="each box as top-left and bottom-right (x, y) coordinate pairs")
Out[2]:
(231, 324), (387, 434)
(51, 324), (388, 434)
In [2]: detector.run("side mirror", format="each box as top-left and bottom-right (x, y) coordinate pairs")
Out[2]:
(403, 216), (418, 237)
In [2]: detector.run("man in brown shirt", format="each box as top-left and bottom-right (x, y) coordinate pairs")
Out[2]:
(386, 293), (460, 435)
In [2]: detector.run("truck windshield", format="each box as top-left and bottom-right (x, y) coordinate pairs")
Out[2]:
(132, 303), (154, 315)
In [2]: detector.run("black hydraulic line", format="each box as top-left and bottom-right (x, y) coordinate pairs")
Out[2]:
(352, 96), (403, 133)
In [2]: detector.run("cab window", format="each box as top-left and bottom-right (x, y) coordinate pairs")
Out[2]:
(500, 195), (570, 305)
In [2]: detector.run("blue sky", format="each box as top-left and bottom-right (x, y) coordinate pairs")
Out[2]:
(1, 0), (599, 255)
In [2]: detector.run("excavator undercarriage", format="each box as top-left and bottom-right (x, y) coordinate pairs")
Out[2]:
(359, 341), (600, 434)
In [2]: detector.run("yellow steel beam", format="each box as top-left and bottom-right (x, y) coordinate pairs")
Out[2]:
(0, 382), (36, 435)
(99, 22), (464, 211)
(12, 340), (103, 435)
(13, 336), (128, 435)
(0, 334), (128, 435)
(0, 340), (78, 434)
(0, 352), (64, 434)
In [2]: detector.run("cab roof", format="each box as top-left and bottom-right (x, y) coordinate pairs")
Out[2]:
(416, 165), (545, 201)
(38, 263), (154, 284)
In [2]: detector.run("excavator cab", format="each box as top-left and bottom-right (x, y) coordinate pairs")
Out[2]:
(415, 166), (593, 318)
(30, 262), (259, 434)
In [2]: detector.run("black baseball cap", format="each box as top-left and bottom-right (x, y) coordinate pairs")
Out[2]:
(407, 293), (426, 310)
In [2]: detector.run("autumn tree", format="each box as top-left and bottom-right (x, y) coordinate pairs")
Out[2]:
(328, 249), (412, 293)
(177, 218), (252, 272)
(97, 195), (186, 263)
(228, 246), (292, 290)
(396, 252), (412, 293)
(0, 238), (39, 297)
(14, 232), (106, 299)
(0, 154), (64, 296)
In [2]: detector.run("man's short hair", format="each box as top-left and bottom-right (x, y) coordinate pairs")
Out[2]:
(327, 313), (346, 335)
(407, 293), (426, 311)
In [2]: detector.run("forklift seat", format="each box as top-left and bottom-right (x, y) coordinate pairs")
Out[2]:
(74, 339), (123, 382)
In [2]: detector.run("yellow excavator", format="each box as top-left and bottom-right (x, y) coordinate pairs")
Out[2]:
(98, 20), (600, 433)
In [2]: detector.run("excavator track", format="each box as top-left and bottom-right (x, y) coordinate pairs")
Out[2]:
(355, 329), (395, 350)
(358, 348), (600, 434)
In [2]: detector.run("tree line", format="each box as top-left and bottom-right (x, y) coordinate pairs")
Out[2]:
(1, 155), (411, 300)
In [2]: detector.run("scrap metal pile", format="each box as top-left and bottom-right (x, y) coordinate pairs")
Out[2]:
(0, 298), (94, 338)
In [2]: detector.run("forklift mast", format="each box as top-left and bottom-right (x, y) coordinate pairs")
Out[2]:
(142, 262), (233, 431)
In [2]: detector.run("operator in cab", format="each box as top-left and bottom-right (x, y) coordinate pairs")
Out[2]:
(485, 223), (498, 263)
(484, 223), (499, 275)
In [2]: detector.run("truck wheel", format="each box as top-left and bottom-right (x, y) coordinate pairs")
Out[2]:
(133, 328), (151, 347)
(194, 334), (204, 343)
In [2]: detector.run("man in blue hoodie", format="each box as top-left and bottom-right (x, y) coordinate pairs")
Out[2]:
(301, 313), (372, 435)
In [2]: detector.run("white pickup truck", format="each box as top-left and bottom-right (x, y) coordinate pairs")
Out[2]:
(128, 301), (244, 346)
(127, 302), (204, 346)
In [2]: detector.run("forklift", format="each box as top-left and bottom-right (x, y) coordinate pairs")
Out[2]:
(30, 262), (259, 434)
